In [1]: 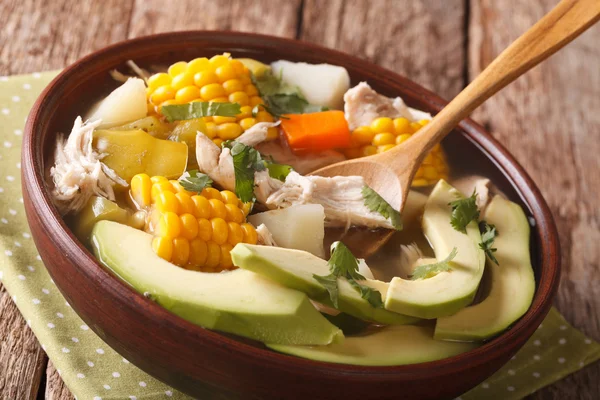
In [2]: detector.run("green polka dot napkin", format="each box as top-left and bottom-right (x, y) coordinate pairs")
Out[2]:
(1, 71), (599, 400)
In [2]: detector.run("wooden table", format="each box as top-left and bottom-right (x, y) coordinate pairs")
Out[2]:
(1, 0), (598, 398)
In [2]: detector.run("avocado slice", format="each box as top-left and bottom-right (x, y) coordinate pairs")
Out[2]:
(434, 196), (535, 341)
(231, 244), (418, 325)
(268, 324), (478, 366)
(91, 221), (343, 345)
(384, 180), (486, 319)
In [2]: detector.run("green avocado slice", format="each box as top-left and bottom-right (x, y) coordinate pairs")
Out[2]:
(434, 195), (535, 341)
(91, 221), (343, 345)
(384, 180), (486, 319)
(231, 244), (418, 325)
(267, 324), (478, 366)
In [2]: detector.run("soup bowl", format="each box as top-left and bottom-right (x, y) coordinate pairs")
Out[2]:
(21, 31), (560, 400)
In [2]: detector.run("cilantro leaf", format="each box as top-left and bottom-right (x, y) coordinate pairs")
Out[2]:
(448, 191), (480, 233)
(251, 71), (327, 115)
(479, 220), (499, 265)
(265, 161), (293, 181)
(362, 185), (402, 231)
(222, 140), (266, 203)
(409, 247), (458, 280)
(161, 102), (241, 122)
(178, 170), (213, 193)
(313, 241), (384, 309)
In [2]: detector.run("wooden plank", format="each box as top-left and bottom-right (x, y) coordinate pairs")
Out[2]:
(301, 0), (466, 100)
(45, 362), (74, 400)
(0, 0), (135, 75)
(128, 0), (302, 39)
(0, 0), (135, 398)
(469, 0), (600, 398)
(0, 287), (47, 400)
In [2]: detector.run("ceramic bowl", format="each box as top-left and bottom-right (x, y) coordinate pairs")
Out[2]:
(21, 31), (560, 400)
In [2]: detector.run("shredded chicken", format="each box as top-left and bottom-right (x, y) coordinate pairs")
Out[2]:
(109, 60), (150, 83)
(343, 82), (432, 130)
(256, 141), (345, 175)
(256, 223), (278, 246)
(453, 175), (494, 212)
(399, 243), (424, 276)
(50, 117), (127, 215)
(236, 122), (279, 147)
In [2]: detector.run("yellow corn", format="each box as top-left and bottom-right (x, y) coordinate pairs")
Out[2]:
(130, 173), (257, 272)
(347, 118), (449, 186)
(146, 54), (277, 142)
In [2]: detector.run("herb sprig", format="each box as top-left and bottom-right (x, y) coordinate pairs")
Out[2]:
(448, 191), (480, 233)
(313, 242), (383, 309)
(479, 221), (499, 265)
(409, 247), (458, 280)
(362, 186), (402, 230)
(178, 170), (213, 193)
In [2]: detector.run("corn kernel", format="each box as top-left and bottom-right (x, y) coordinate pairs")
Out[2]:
(351, 126), (375, 145)
(187, 57), (210, 74)
(155, 191), (180, 214)
(151, 181), (174, 201)
(239, 74), (252, 85)
(218, 123), (243, 140)
(377, 144), (396, 153)
(371, 117), (394, 134)
(179, 213), (199, 240)
(410, 122), (423, 132)
(158, 211), (181, 238)
(129, 211), (146, 230)
(228, 91), (249, 106)
(211, 218), (228, 245)
(168, 61), (188, 77)
(171, 73), (195, 91)
(239, 117), (257, 131)
(197, 218), (212, 241)
(150, 85), (176, 104)
(189, 238), (208, 266)
(158, 99), (179, 113)
(202, 187), (223, 201)
(209, 54), (230, 68)
(215, 64), (237, 83)
(419, 119), (431, 126)
(175, 85), (201, 103)
(220, 190), (238, 205)
(422, 153), (434, 165)
(213, 138), (224, 147)
(245, 84), (259, 97)
(360, 145), (377, 157)
(205, 241), (221, 268)
(414, 167), (425, 179)
(249, 96), (263, 107)
(227, 222), (244, 245)
(211, 96), (229, 103)
(220, 243), (234, 268)
(230, 59), (246, 75)
(225, 204), (244, 224)
(412, 178), (429, 187)
(213, 115), (237, 124)
(204, 122), (218, 139)
(200, 83), (226, 101)
(241, 223), (258, 244)
(267, 127), (279, 140)
(148, 73), (172, 91)
(241, 202), (253, 216)
(191, 195), (211, 219)
(372, 133), (396, 146)
(175, 192), (195, 214)
(152, 237), (173, 261)
(237, 106), (253, 119)
(151, 176), (168, 185)
(194, 71), (219, 87)
(209, 198), (228, 219)
(396, 133), (412, 145)
(256, 111), (274, 123)
(223, 79), (245, 94)
(423, 166), (439, 180)
(172, 238), (190, 266)
(393, 117), (411, 134)
(131, 173), (152, 208)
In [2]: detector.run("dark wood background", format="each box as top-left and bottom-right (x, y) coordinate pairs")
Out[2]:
(1, 0), (598, 398)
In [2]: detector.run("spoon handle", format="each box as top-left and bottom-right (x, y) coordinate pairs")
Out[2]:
(385, 0), (600, 170)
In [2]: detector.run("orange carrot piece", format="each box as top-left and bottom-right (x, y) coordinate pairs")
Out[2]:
(280, 111), (351, 153)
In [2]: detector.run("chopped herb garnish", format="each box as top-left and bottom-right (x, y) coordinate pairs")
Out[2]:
(448, 191), (480, 233)
(313, 242), (384, 309)
(265, 161), (293, 181)
(362, 186), (402, 230)
(479, 220), (499, 265)
(252, 104), (290, 120)
(409, 247), (458, 280)
(178, 170), (213, 193)
(222, 140), (266, 203)
(161, 102), (241, 122)
(251, 71), (328, 116)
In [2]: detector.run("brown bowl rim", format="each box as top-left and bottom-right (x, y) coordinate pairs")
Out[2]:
(22, 30), (561, 379)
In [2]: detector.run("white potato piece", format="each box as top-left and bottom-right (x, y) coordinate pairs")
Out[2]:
(271, 60), (350, 110)
(87, 78), (147, 128)
(248, 204), (325, 258)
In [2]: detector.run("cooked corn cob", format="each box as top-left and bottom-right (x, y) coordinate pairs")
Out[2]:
(130, 173), (257, 272)
(146, 54), (278, 144)
(344, 117), (449, 187)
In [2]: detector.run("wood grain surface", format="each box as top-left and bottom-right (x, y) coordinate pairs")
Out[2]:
(0, 0), (598, 398)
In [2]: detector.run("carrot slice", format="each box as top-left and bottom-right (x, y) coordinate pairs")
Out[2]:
(280, 111), (351, 153)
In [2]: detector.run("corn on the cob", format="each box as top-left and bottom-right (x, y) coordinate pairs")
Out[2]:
(146, 54), (279, 144)
(344, 117), (449, 187)
(130, 173), (257, 272)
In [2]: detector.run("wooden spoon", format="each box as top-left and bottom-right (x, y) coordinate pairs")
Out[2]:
(313, 0), (600, 258)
